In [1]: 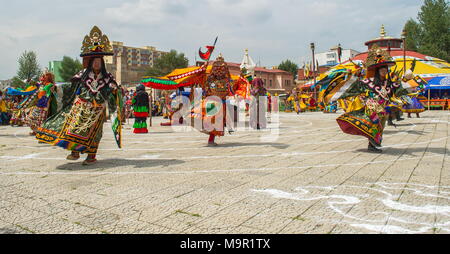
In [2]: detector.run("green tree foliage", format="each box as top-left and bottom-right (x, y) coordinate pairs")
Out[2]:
(16, 51), (41, 82)
(145, 50), (189, 77)
(59, 56), (83, 82)
(404, 19), (421, 51)
(10, 76), (26, 88)
(278, 59), (299, 79)
(404, 0), (450, 62)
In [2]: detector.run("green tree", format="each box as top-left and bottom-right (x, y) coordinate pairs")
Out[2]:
(10, 76), (26, 89)
(145, 50), (189, 77)
(418, 0), (450, 61)
(59, 56), (83, 82)
(404, 0), (450, 61)
(278, 59), (299, 79)
(403, 18), (422, 51)
(16, 51), (41, 82)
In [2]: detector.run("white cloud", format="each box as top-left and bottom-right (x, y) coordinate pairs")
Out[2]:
(104, 0), (190, 24)
(0, 0), (424, 79)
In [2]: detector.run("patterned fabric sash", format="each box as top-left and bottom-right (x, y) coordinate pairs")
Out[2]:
(59, 97), (105, 146)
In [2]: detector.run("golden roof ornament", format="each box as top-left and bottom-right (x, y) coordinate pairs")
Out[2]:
(216, 53), (224, 61)
(80, 26), (113, 57)
(380, 24), (386, 38)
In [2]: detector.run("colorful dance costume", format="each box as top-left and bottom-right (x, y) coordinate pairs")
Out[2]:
(132, 85), (149, 134)
(25, 72), (57, 133)
(36, 26), (120, 161)
(336, 46), (408, 152)
(191, 54), (235, 145)
(250, 78), (267, 129)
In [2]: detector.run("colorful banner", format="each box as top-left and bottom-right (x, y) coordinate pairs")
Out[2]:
(111, 89), (123, 148)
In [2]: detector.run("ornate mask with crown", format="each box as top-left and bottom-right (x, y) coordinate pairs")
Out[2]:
(208, 54), (231, 83)
(206, 54), (232, 97)
(364, 45), (396, 78)
(80, 26), (113, 58)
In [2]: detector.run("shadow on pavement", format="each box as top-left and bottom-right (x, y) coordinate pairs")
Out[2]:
(0, 227), (22, 234)
(383, 130), (427, 135)
(407, 122), (449, 126)
(215, 142), (290, 149)
(0, 133), (31, 137)
(56, 159), (185, 171)
(355, 147), (449, 156)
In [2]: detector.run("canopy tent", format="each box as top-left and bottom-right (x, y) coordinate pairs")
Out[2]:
(346, 50), (450, 84)
(141, 64), (241, 90)
(426, 76), (450, 90)
(312, 51), (450, 93)
(141, 64), (208, 90)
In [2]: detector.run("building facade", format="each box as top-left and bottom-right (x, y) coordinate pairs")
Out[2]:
(48, 61), (64, 83)
(225, 62), (294, 95)
(195, 61), (294, 95)
(0, 80), (10, 90)
(314, 47), (360, 67)
(104, 41), (168, 87)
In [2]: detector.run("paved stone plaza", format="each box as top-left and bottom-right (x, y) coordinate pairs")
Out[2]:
(0, 110), (449, 234)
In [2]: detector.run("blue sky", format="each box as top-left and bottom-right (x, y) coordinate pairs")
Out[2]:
(0, 0), (423, 79)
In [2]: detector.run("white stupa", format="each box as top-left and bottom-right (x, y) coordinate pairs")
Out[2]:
(240, 49), (256, 76)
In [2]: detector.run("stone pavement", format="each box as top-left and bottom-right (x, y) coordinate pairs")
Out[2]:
(0, 110), (449, 234)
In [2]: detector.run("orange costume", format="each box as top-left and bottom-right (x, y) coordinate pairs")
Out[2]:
(191, 54), (235, 145)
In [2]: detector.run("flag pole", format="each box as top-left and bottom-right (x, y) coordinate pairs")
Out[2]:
(149, 89), (153, 127)
(310, 43), (317, 101)
(402, 29), (407, 78)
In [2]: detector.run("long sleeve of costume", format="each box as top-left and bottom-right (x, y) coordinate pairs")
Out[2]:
(393, 85), (409, 97)
(59, 82), (78, 109)
(107, 87), (117, 115)
(36, 71), (120, 153)
(338, 79), (367, 100)
(105, 74), (119, 115)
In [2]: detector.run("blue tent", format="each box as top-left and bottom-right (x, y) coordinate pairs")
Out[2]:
(426, 76), (450, 90)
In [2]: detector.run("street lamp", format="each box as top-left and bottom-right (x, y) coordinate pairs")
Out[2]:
(310, 43), (316, 100)
(337, 43), (342, 64)
(401, 29), (407, 78)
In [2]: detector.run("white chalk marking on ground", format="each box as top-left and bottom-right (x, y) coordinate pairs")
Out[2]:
(0, 152), (48, 161)
(430, 119), (450, 124)
(0, 154), (442, 175)
(252, 182), (450, 234)
(14, 138), (370, 151)
(1, 136), (447, 162)
(102, 121), (421, 147)
(13, 128), (32, 141)
(350, 224), (430, 234)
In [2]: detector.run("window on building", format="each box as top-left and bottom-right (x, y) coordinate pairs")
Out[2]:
(327, 61), (337, 65)
(269, 80), (272, 87)
(327, 53), (336, 59)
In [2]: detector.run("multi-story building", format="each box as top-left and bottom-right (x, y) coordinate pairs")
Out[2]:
(314, 47), (360, 67)
(217, 61), (294, 95)
(48, 61), (64, 83)
(295, 46), (359, 93)
(104, 41), (168, 87)
(0, 80), (11, 90)
(195, 60), (294, 95)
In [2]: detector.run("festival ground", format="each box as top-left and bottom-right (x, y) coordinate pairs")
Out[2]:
(0, 110), (449, 234)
